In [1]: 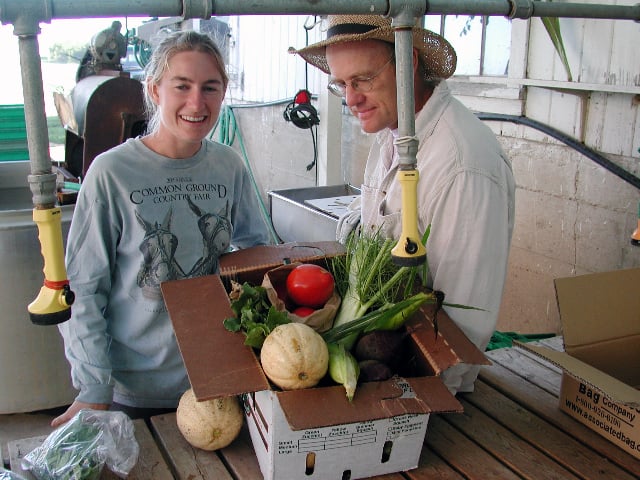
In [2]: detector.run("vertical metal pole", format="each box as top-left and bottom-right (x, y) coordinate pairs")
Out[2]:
(14, 27), (57, 207)
(12, 12), (74, 324)
(389, 2), (427, 265)
(392, 17), (417, 168)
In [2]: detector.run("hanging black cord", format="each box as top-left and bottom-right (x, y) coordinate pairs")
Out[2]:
(306, 123), (318, 172)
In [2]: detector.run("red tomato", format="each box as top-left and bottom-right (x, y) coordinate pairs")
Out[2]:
(286, 264), (335, 308)
(292, 306), (315, 317)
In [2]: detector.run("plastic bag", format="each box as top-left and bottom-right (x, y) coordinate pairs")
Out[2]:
(21, 409), (139, 479)
(0, 468), (28, 480)
(262, 262), (340, 333)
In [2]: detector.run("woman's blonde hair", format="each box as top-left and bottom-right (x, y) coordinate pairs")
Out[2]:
(143, 30), (228, 134)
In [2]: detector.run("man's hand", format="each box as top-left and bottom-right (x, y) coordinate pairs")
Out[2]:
(51, 400), (110, 428)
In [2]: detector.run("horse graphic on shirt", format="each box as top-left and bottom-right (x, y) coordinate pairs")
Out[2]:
(135, 208), (186, 299)
(186, 196), (231, 277)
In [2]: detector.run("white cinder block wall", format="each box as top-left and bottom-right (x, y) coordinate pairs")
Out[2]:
(497, 136), (639, 333)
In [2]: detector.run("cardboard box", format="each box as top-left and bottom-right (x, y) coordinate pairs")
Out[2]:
(518, 267), (640, 460)
(161, 242), (489, 479)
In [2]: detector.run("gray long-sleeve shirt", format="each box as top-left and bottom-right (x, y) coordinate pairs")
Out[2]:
(60, 137), (271, 408)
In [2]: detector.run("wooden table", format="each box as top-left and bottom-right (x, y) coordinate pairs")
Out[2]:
(9, 338), (640, 479)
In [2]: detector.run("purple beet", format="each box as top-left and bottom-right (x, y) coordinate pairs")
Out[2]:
(358, 360), (393, 382)
(354, 330), (407, 365)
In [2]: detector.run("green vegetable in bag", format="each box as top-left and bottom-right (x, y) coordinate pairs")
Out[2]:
(22, 411), (104, 480)
(21, 409), (139, 480)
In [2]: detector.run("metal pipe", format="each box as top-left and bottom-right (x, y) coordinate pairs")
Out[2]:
(19, 34), (57, 208)
(3, 0), (639, 21)
(388, 0), (428, 265)
(0, 0), (390, 20)
(423, 0), (640, 21)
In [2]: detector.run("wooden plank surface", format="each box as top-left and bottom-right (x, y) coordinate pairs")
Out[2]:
(407, 442), (467, 479)
(480, 355), (640, 477)
(486, 346), (563, 396)
(152, 412), (407, 480)
(8, 435), (45, 480)
(8, 418), (171, 480)
(130, 418), (174, 480)
(149, 412), (234, 480)
(217, 424), (264, 479)
(444, 399), (581, 480)
(421, 414), (522, 479)
(463, 381), (637, 480)
(5, 340), (638, 480)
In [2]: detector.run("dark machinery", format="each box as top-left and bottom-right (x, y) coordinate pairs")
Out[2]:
(56, 74), (146, 179)
(54, 22), (147, 179)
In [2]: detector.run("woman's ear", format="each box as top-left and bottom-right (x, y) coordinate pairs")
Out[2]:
(148, 80), (160, 105)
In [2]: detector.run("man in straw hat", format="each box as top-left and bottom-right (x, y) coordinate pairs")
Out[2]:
(290, 14), (516, 394)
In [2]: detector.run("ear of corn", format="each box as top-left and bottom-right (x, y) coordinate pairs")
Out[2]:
(327, 342), (360, 402)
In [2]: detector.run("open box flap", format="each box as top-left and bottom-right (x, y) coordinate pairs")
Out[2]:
(564, 334), (640, 387)
(219, 241), (345, 284)
(161, 275), (269, 400)
(406, 303), (491, 375)
(276, 376), (463, 431)
(554, 267), (640, 352)
(516, 342), (640, 408)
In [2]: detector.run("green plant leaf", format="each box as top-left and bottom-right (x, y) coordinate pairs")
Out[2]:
(541, 17), (573, 82)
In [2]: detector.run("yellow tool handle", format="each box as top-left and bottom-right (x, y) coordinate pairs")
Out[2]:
(28, 207), (74, 325)
(391, 169), (427, 266)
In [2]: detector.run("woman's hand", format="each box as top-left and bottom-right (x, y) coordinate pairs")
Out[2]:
(51, 400), (110, 428)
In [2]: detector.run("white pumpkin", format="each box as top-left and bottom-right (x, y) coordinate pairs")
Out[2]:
(176, 388), (244, 451)
(260, 323), (329, 390)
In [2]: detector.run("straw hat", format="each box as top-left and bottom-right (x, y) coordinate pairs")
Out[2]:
(289, 14), (457, 80)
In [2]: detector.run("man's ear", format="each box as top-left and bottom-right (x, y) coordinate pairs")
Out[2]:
(412, 48), (420, 74)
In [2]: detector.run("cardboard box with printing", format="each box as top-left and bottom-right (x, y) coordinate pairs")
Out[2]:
(161, 241), (488, 479)
(520, 267), (640, 460)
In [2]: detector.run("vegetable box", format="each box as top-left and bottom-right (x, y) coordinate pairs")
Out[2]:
(161, 241), (489, 480)
(517, 267), (640, 460)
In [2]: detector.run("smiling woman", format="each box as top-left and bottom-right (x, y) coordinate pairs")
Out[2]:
(52, 29), (273, 428)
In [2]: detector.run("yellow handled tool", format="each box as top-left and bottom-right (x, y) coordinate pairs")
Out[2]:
(391, 169), (426, 266)
(28, 207), (75, 325)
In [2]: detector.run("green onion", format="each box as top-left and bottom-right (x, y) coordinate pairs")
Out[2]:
(328, 229), (429, 349)
(322, 291), (433, 345)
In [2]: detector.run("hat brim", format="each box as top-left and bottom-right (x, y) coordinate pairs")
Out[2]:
(289, 25), (456, 80)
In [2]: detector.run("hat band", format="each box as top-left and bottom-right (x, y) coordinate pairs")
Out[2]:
(327, 23), (377, 39)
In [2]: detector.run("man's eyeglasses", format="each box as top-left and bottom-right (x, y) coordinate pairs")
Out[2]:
(327, 57), (394, 98)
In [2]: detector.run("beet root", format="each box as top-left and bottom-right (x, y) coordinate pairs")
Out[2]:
(358, 360), (393, 382)
(354, 330), (407, 365)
